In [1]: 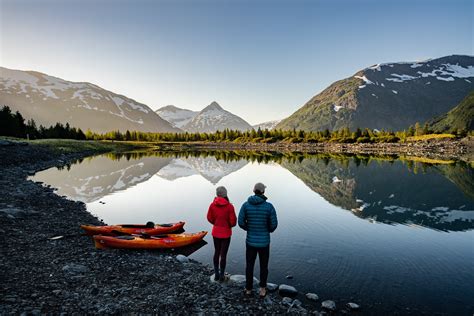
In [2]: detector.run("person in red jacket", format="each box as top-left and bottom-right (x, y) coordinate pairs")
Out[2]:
(207, 186), (237, 281)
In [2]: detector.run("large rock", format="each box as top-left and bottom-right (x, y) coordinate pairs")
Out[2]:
(176, 255), (189, 263)
(278, 284), (298, 297)
(229, 274), (258, 286)
(347, 302), (360, 310)
(267, 283), (278, 292)
(305, 293), (319, 301)
(321, 300), (336, 311)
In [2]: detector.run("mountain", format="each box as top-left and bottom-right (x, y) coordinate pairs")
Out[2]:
(182, 101), (252, 133)
(429, 91), (474, 132)
(252, 120), (281, 130)
(0, 67), (180, 133)
(277, 55), (474, 131)
(155, 105), (199, 128)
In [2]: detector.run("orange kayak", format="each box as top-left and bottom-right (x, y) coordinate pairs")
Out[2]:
(93, 231), (208, 250)
(80, 222), (185, 236)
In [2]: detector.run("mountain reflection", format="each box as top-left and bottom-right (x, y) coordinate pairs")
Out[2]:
(281, 155), (474, 232)
(31, 150), (474, 231)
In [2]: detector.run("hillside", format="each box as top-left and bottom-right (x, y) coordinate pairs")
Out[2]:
(0, 67), (179, 133)
(429, 91), (474, 132)
(277, 55), (474, 131)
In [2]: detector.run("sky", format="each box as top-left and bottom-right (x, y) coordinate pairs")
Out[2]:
(0, 0), (472, 125)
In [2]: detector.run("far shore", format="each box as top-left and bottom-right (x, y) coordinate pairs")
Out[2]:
(2, 135), (473, 163)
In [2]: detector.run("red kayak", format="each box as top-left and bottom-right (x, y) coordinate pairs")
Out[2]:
(93, 231), (208, 250)
(80, 222), (185, 236)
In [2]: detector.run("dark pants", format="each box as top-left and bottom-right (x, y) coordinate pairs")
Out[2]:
(213, 237), (231, 276)
(245, 244), (270, 290)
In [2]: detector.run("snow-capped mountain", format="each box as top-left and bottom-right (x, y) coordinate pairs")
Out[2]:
(277, 55), (474, 131)
(155, 105), (199, 128)
(182, 101), (252, 133)
(0, 67), (180, 133)
(252, 120), (281, 130)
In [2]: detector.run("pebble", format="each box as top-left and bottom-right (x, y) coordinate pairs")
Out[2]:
(62, 263), (88, 275)
(281, 297), (293, 306)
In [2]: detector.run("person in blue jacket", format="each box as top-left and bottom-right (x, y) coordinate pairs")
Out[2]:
(238, 182), (278, 298)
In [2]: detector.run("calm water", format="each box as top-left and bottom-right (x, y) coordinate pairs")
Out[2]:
(32, 151), (474, 315)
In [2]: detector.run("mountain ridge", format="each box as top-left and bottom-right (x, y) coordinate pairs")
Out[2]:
(277, 55), (474, 131)
(0, 67), (180, 133)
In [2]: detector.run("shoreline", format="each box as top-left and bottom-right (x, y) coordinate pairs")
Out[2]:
(150, 137), (473, 162)
(0, 141), (341, 315)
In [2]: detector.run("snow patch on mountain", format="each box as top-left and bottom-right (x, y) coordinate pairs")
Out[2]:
(252, 120), (281, 130)
(0, 66), (176, 133)
(156, 105), (198, 128)
(182, 101), (252, 133)
(354, 75), (374, 84)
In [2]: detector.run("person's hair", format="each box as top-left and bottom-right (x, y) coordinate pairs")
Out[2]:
(254, 190), (264, 195)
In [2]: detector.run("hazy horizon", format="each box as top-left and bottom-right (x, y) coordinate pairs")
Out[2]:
(1, 0), (472, 124)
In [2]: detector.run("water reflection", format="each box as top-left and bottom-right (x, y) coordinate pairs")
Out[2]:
(281, 155), (474, 232)
(32, 151), (474, 232)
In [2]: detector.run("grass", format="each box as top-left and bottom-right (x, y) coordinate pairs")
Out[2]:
(0, 137), (156, 155)
(406, 133), (456, 142)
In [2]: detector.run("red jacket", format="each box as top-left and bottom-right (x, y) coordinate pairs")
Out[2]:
(207, 197), (237, 238)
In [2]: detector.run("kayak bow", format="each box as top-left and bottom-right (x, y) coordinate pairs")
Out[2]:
(80, 221), (185, 236)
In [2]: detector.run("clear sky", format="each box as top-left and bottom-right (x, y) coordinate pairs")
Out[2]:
(1, 0), (472, 124)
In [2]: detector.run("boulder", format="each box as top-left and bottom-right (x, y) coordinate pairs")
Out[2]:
(321, 300), (336, 311)
(346, 302), (360, 310)
(229, 274), (258, 286)
(267, 283), (278, 292)
(305, 293), (319, 301)
(176, 255), (189, 263)
(278, 284), (298, 297)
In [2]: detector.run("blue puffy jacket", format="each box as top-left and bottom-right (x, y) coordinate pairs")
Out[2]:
(238, 194), (278, 248)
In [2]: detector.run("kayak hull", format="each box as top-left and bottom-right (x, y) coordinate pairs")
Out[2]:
(93, 231), (208, 250)
(81, 222), (185, 236)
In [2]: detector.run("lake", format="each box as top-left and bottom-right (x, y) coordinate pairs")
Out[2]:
(31, 151), (474, 315)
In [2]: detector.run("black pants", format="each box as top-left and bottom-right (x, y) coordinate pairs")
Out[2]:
(245, 244), (270, 290)
(213, 237), (231, 275)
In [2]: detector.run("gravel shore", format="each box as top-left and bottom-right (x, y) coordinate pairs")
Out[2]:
(0, 141), (342, 315)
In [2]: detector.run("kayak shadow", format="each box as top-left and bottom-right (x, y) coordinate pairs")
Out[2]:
(170, 239), (208, 256)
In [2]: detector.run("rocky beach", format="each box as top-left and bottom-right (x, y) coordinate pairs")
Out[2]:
(160, 137), (473, 162)
(0, 140), (364, 315)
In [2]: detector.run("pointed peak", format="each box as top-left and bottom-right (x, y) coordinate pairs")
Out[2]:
(203, 101), (223, 111)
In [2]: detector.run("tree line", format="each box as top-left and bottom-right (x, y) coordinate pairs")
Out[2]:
(0, 106), (86, 140)
(85, 123), (468, 144)
(0, 105), (469, 143)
